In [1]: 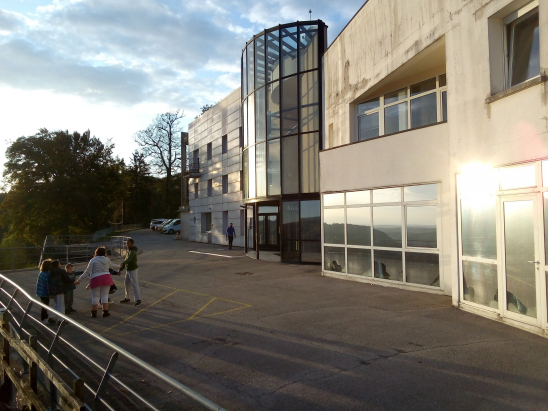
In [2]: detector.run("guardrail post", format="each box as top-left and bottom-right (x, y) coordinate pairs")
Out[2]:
(94, 352), (118, 411)
(0, 310), (12, 404)
(6, 289), (18, 310)
(29, 334), (38, 411)
(48, 320), (66, 410)
(19, 301), (33, 334)
(73, 378), (85, 405)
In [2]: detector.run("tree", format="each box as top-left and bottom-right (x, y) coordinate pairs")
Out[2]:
(121, 151), (157, 225)
(134, 110), (183, 217)
(0, 129), (123, 245)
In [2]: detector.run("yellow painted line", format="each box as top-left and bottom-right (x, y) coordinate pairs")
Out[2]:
(188, 297), (216, 320)
(188, 251), (243, 258)
(101, 290), (179, 335)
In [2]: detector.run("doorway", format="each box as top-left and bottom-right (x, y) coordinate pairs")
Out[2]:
(257, 205), (279, 252)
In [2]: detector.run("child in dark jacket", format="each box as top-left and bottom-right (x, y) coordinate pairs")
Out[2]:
(49, 260), (78, 323)
(36, 259), (56, 324)
(64, 264), (83, 313)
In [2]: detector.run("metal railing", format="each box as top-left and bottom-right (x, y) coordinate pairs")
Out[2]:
(0, 274), (226, 411)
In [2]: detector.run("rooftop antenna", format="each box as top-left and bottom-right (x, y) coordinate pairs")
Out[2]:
(309, 9), (312, 20)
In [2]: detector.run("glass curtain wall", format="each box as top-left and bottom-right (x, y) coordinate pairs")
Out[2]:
(242, 21), (325, 263)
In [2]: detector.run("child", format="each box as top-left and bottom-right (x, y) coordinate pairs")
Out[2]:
(64, 264), (83, 313)
(36, 259), (56, 324)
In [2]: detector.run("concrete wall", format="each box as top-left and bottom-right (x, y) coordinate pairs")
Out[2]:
(188, 88), (249, 247)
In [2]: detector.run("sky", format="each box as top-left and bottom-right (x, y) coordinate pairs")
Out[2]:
(0, 0), (366, 186)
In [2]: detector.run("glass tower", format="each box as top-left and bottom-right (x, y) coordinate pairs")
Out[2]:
(241, 21), (327, 263)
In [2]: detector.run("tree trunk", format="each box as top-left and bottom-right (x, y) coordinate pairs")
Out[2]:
(166, 168), (171, 217)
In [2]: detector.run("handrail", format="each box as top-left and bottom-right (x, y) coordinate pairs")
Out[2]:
(0, 273), (226, 411)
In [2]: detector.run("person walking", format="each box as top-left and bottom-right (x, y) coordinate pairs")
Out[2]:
(36, 259), (56, 324)
(226, 223), (236, 250)
(76, 247), (119, 318)
(49, 260), (78, 324)
(119, 238), (141, 306)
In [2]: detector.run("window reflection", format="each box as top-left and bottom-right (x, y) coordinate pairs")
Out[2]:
(407, 206), (437, 248)
(324, 208), (345, 244)
(499, 164), (536, 190)
(301, 200), (321, 240)
(374, 250), (402, 281)
(242, 48), (247, 97)
(461, 198), (497, 260)
(282, 76), (298, 135)
(282, 135), (298, 194)
(256, 87), (266, 142)
(248, 145), (256, 199)
(373, 187), (401, 203)
(247, 42), (254, 93)
(281, 26), (298, 77)
(248, 93), (255, 146)
(373, 206), (402, 248)
(324, 246), (345, 272)
(267, 81), (280, 139)
(266, 30), (280, 82)
(255, 35), (265, 88)
(404, 184), (437, 202)
(347, 248), (372, 276)
(301, 133), (319, 193)
(406, 253), (439, 286)
(385, 102), (408, 134)
(411, 93), (437, 128)
(358, 113), (379, 141)
(346, 191), (370, 205)
(256, 142), (266, 197)
(323, 193), (345, 207)
(300, 71), (319, 132)
(267, 140), (281, 196)
(346, 207), (371, 246)
(508, 9), (540, 87)
(462, 261), (498, 308)
(283, 201), (300, 263)
(299, 25), (318, 71)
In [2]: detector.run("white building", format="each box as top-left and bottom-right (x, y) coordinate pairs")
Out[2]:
(320, 0), (547, 336)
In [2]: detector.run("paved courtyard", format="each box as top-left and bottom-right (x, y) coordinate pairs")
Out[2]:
(4, 229), (548, 410)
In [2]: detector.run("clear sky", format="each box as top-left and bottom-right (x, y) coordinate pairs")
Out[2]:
(0, 0), (366, 184)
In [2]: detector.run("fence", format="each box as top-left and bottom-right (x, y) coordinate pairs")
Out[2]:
(0, 273), (226, 411)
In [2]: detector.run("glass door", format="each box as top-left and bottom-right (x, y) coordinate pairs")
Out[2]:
(500, 194), (542, 324)
(258, 213), (279, 251)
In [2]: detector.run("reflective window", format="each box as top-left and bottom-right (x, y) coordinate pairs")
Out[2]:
(499, 164), (536, 190)
(439, 74), (447, 87)
(462, 260), (498, 308)
(358, 113), (379, 141)
(256, 142), (266, 197)
(373, 206), (402, 248)
(242, 99), (247, 147)
(255, 87), (266, 142)
(267, 81), (280, 139)
(300, 71), (319, 132)
(266, 30), (280, 82)
(242, 48), (247, 97)
(404, 184), (437, 202)
(283, 201), (300, 263)
(374, 250), (402, 281)
(385, 88), (407, 104)
(301, 133), (319, 193)
(385, 102), (408, 134)
(324, 208), (345, 244)
(259, 206), (279, 213)
(301, 200), (321, 240)
(323, 193), (345, 207)
(461, 198), (497, 260)
(282, 135), (298, 194)
(347, 248), (372, 276)
(411, 77), (436, 96)
(406, 253), (439, 286)
(407, 206), (437, 248)
(248, 93), (255, 146)
(248, 145), (256, 199)
(299, 25), (318, 71)
(282, 76), (298, 135)
(346, 207), (371, 246)
(358, 98), (380, 115)
(281, 26), (298, 77)
(507, 8), (540, 87)
(267, 140), (281, 196)
(243, 150), (248, 198)
(255, 35), (266, 88)
(302, 241), (321, 263)
(346, 191), (370, 205)
(247, 42), (254, 93)
(324, 246), (346, 272)
(442, 91), (447, 122)
(411, 93), (437, 128)
(373, 187), (401, 203)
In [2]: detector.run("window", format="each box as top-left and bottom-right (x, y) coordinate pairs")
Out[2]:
(239, 127), (243, 147)
(505, 3), (540, 88)
(356, 74), (447, 142)
(240, 170), (244, 191)
(207, 143), (212, 160)
(222, 174), (229, 194)
(222, 135), (227, 154)
(207, 179), (212, 197)
(223, 211), (229, 233)
(192, 149), (199, 164)
(323, 184), (440, 287)
(201, 213), (212, 233)
(194, 183), (199, 199)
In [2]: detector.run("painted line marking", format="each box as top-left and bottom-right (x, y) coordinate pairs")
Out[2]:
(188, 251), (246, 258)
(188, 297), (217, 320)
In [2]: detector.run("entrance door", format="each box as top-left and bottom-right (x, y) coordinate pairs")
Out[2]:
(501, 195), (542, 324)
(258, 213), (279, 251)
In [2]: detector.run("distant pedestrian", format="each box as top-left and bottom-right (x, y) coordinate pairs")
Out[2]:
(76, 247), (120, 318)
(36, 259), (56, 324)
(226, 223), (236, 250)
(119, 238), (141, 306)
(49, 260), (78, 324)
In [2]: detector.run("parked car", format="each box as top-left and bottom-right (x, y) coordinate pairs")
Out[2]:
(150, 219), (167, 230)
(156, 219), (173, 232)
(163, 219), (181, 234)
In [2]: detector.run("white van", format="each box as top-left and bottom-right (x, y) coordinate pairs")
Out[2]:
(162, 219), (181, 234)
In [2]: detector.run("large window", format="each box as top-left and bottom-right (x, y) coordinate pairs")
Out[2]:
(323, 184), (440, 288)
(357, 74), (447, 142)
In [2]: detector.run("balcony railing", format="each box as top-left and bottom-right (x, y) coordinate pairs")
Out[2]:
(186, 162), (201, 177)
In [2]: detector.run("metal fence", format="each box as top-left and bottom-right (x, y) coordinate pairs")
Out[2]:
(0, 273), (226, 411)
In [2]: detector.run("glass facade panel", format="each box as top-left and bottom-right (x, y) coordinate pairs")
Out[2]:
(255, 35), (266, 88)
(373, 206), (402, 248)
(248, 93), (255, 146)
(301, 200), (321, 240)
(509, 10), (540, 87)
(461, 198), (497, 260)
(385, 102), (408, 134)
(282, 76), (298, 135)
(410, 77), (436, 96)
(259, 206), (279, 213)
(406, 253), (440, 286)
(248, 145), (256, 199)
(299, 25), (318, 71)
(281, 26), (298, 77)
(256, 142), (266, 197)
(243, 99), (247, 147)
(301, 241), (321, 263)
(243, 150), (248, 199)
(247, 42), (254, 94)
(407, 206), (437, 248)
(267, 139), (281, 196)
(358, 112), (379, 141)
(266, 30), (280, 82)
(439, 74), (447, 87)
(404, 184), (437, 202)
(347, 248), (372, 276)
(267, 81), (280, 139)
(324, 208), (345, 244)
(346, 191), (370, 205)
(282, 135), (298, 194)
(499, 164), (536, 190)
(300, 71), (319, 132)
(411, 93), (437, 128)
(442, 91), (447, 122)
(462, 260), (498, 308)
(346, 207), (371, 246)
(323, 193), (344, 207)
(255, 87), (266, 142)
(242, 48), (247, 97)
(301, 133), (319, 193)
(373, 187), (401, 203)
(357, 98), (380, 115)
(324, 246), (345, 272)
(374, 250), (402, 281)
(385, 88), (407, 104)
(282, 201), (300, 263)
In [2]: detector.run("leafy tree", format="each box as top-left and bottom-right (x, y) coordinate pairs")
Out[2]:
(0, 129), (123, 245)
(121, 151), (157, 225)
(134, 110), (183, 217)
